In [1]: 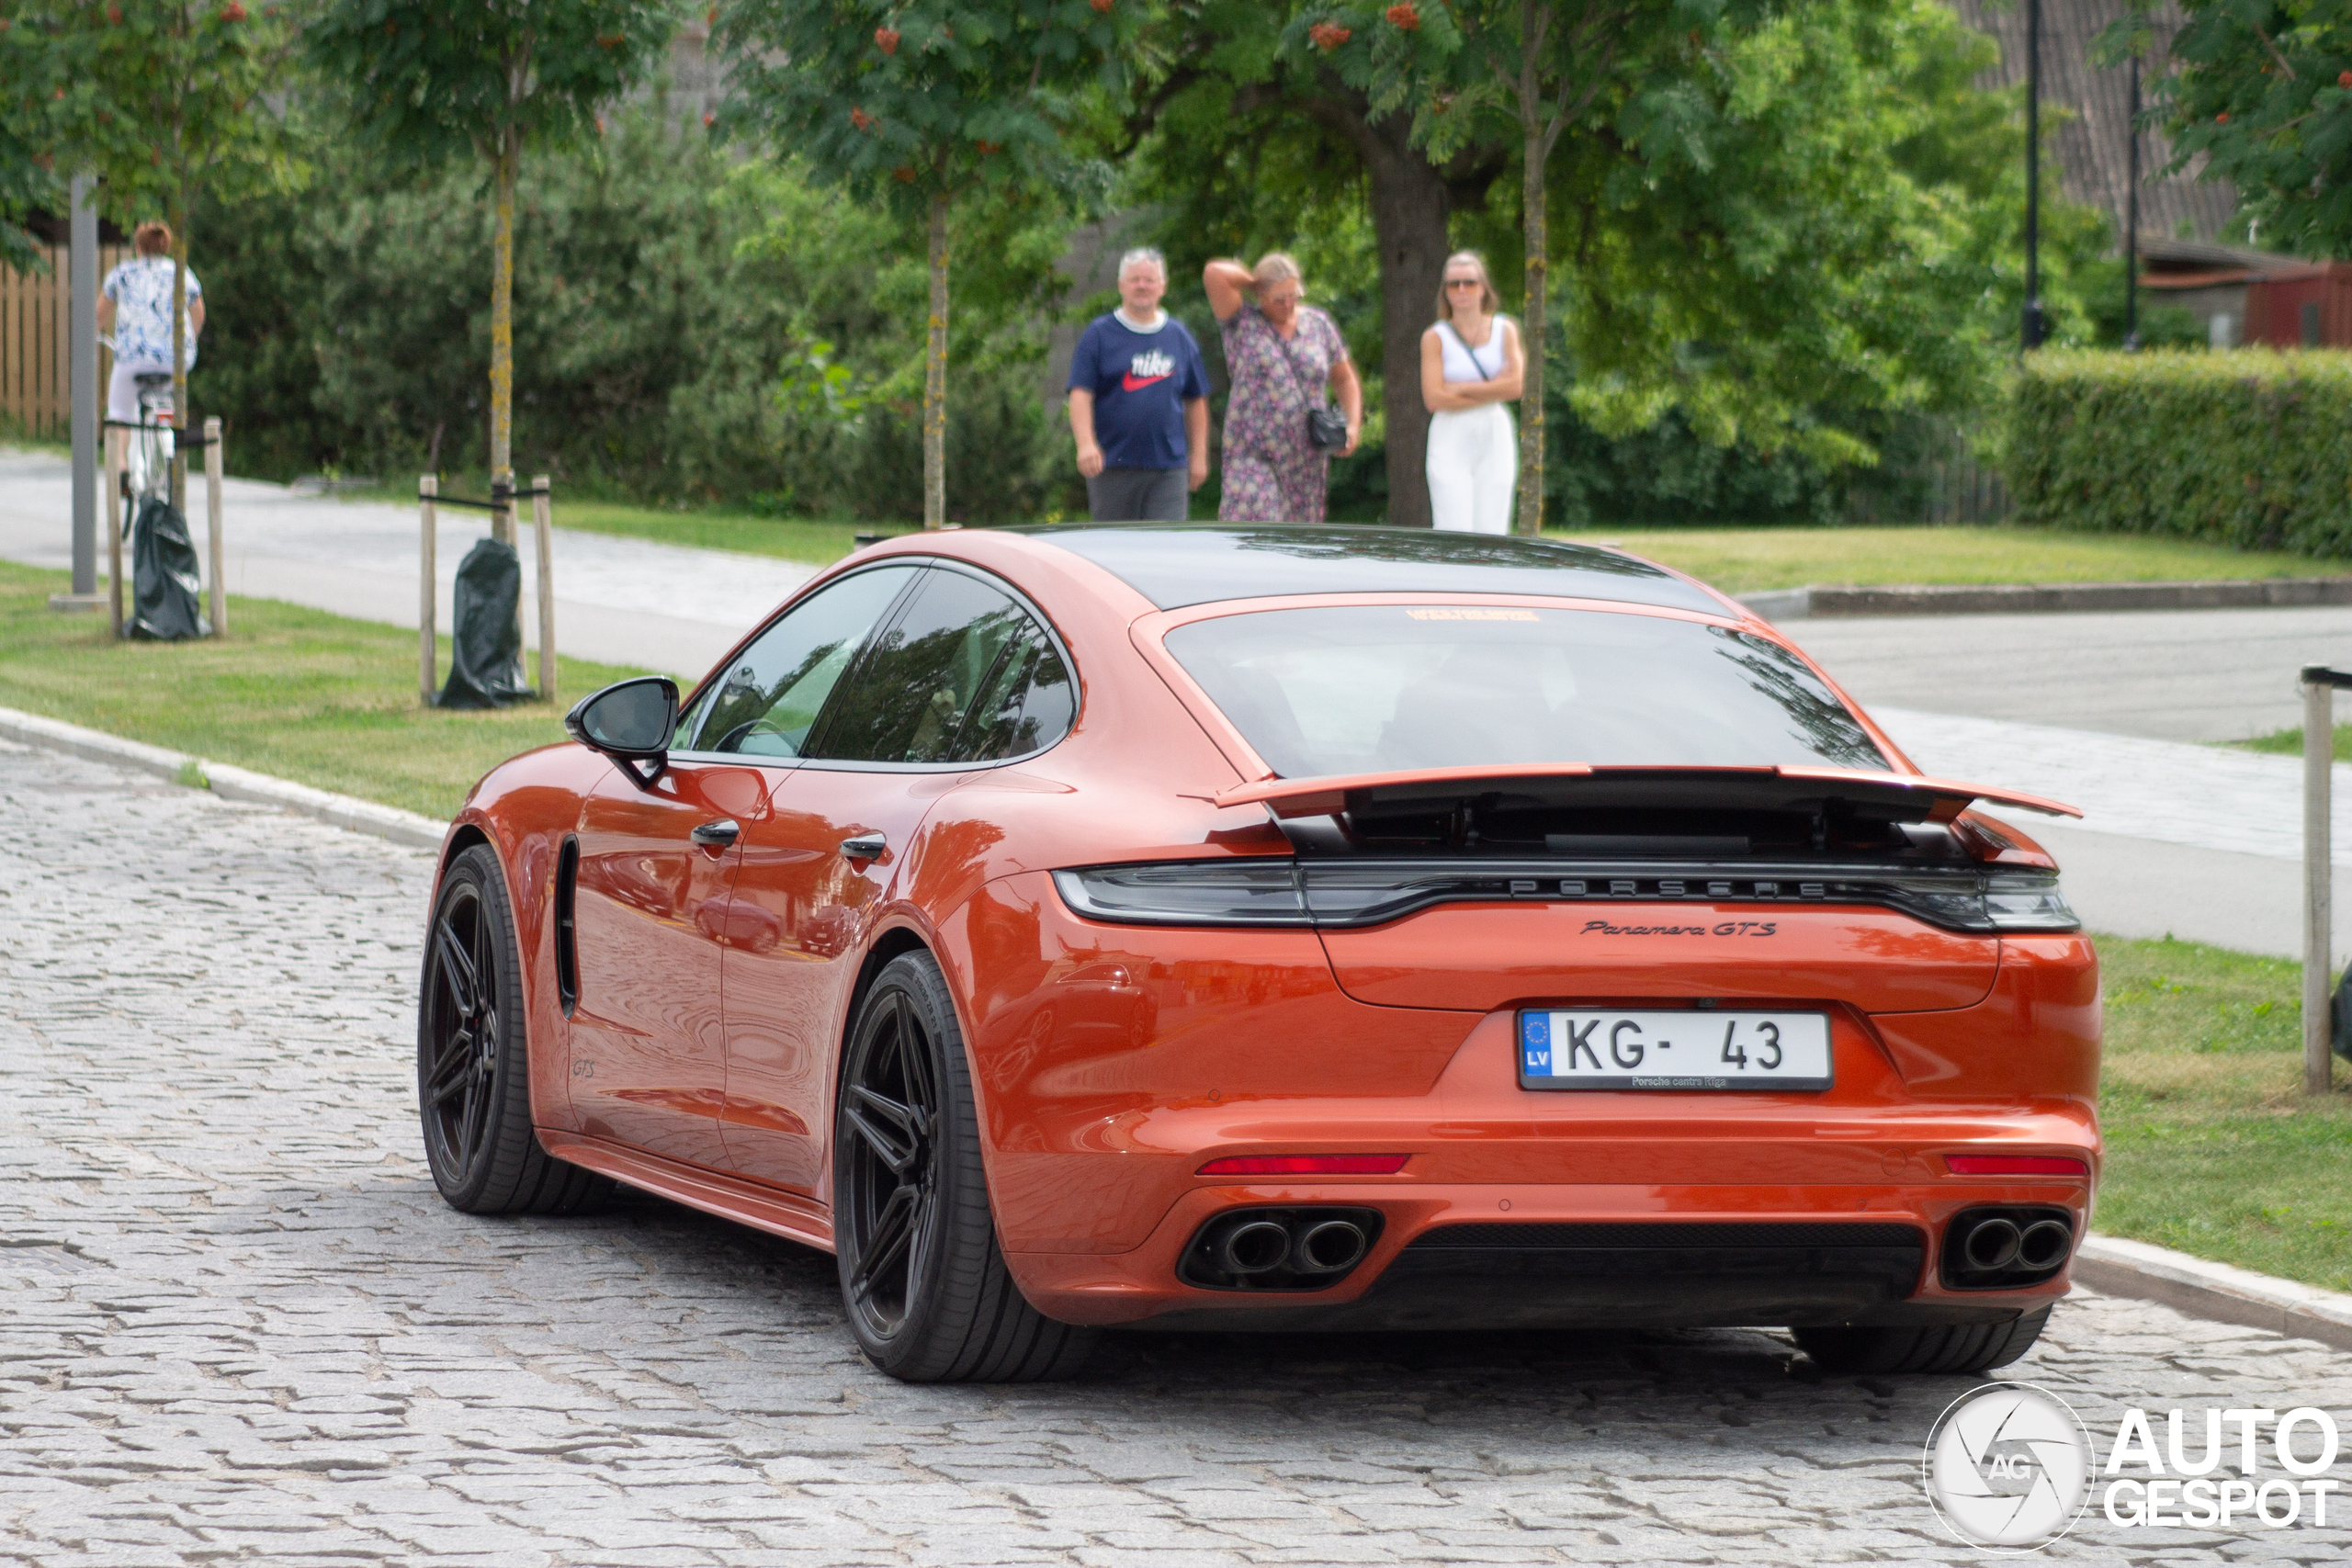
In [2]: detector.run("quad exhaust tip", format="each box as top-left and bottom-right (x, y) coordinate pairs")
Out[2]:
(1943, 1206), (2074, 1289)
(1183, 1206), (1384, 1292)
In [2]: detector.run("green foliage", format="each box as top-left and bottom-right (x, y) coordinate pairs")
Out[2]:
(25, 0), (300, 232)
(2132, 0), (2352, 259)
(0, 2), (66, 271)
(715, 0), (1133, 212)
(2007, 348), (2352, 558)
(303, 0), (679, 172)
(190, 108), (1075, 522)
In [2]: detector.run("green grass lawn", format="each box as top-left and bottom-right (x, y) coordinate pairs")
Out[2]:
(0, 560), (649, 818)
(2094, 933), (2352, 1292)
(2235, 722), (2352, 763)
(1555, 524), (2339, 593)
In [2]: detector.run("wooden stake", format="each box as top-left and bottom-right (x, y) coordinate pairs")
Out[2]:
(532, 474), (556, 703)
(105, 425), (124, 637)
(203, 417), (225, 635)
(420, 475), (438, 705)
(2305, 672), (2336, 1095)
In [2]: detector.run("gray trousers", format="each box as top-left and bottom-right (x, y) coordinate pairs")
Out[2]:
(1086, 466), (1189, 523)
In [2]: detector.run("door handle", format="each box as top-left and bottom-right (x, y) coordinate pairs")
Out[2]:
(840, 830), (886, 861)
(691, 818), (741, 848)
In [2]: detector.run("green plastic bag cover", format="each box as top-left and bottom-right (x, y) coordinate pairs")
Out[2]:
(437, 537), (535, 709)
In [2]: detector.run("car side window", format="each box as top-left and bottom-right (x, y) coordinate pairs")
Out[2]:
(683, 565), (920, 758)
(808, 568), (1075, 764)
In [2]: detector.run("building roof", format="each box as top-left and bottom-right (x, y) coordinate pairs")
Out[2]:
(1951, 0), (2241, 248)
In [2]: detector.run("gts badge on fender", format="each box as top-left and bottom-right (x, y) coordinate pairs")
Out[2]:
(1581, 919), (1779, 937)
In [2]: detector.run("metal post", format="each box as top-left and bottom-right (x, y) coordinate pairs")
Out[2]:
(2124, 55), (2141, 350)
(69, 175), (97, 599)
(203, 417), (225, 635)
(105, 427), (125, 637)
(2303, 666), (2344, 1095)
(531, 474), (556, 703)
(2023, 0), (2046, 351)
(420, 475), (438, 705)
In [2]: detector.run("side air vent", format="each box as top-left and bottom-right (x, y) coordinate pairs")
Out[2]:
(554, 835), (581, 1016)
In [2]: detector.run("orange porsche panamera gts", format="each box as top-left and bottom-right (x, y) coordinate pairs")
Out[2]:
(418, 526), (2098, 1383)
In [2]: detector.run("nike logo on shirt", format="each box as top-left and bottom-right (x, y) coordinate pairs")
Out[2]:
(1121, 349), (1176, 392)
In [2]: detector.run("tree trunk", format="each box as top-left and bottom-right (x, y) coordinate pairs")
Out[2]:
(1299, 94), (1453, 530)
(488, 128), (519, 546)
(1516, 0), (1549, 537)
(924, 191), (948, 530)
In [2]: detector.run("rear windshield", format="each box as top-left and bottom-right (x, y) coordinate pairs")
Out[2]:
(1161, 604), (1889, 777)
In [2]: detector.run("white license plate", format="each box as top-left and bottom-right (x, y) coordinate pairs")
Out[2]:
(1519, 1010), (1832, 1091)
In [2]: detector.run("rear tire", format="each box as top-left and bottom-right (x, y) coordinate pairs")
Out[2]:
(418, 843), (612, 1216)
(834, 951), (1096, 1383)
(1792, 1306), (2052, 1376)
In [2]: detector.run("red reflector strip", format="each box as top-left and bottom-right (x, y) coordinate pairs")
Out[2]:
(1944, 1155), (2088, 1176)
(1196, 1155), (1409, 1177)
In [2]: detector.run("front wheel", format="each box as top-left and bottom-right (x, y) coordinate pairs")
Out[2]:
(418, 843), (610, 1215)
(834, 951), (1096, 1382)
(1792, 1306), (2051, 1376)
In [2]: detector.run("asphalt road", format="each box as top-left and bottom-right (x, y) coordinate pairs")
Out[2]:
(3, 739), (2348, 1565)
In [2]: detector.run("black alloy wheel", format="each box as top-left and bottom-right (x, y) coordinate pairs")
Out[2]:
(417, 844), (610, 1216)
(833, 951), (1096, 1382)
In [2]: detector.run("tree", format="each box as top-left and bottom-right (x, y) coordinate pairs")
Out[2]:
(716, 0), (1136, 529)
(2132, 0), (2352, 258)
(1111, 1), (1504, 529)
(305, 0), (676, 539)
(1289, 0), (1769, 534)
(0, 4), (66, 273)
(23, 0), (298, 503)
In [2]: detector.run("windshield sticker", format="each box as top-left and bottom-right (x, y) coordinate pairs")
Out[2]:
(1405, 607), (1539, 621)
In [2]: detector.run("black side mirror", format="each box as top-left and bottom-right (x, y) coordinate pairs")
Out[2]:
(564, 676), (678, 788)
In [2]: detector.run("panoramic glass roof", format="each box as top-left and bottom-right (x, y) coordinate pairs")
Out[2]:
(1020, 525), (1726, 614)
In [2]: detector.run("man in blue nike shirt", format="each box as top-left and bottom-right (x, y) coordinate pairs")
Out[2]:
(1067, 248), (1211, 522)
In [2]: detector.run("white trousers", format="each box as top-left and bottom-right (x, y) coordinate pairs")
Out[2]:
(1426, 402), (1516, 534)
(107, 361), (181, 423)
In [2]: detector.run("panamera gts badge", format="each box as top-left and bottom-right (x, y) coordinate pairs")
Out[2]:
(1581, 919), (1779, 937)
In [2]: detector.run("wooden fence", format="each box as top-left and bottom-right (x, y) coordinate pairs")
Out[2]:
(0, 243), (130, 438)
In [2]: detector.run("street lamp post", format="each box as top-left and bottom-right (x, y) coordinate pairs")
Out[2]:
(2023, 0), (2048, 350)
(2124, 52), (2141, 350)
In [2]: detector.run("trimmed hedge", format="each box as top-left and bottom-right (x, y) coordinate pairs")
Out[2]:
(2008, 349), (2352, 560)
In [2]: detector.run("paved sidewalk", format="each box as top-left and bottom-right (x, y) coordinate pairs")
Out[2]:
(0, 450), (821, 678)
(1787, 603), (2352, 743)
(3, 738), (2349, 1566)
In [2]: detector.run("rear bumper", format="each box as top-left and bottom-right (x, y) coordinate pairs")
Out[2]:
(1005, 1179), (2087, 1329)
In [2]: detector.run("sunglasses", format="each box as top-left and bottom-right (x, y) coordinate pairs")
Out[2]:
(1445, 278), (1484, 288)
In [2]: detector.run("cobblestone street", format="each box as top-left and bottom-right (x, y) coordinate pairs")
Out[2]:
(3, 739), (2350, 1567)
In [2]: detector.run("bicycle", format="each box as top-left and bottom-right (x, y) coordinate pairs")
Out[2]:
(99, 336), (177, 533)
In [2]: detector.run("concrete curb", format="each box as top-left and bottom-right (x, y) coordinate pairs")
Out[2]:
(2075, 1235), (2352, 1353)
(1738, 576), (2352, 621)
(0, 705), (449, 852)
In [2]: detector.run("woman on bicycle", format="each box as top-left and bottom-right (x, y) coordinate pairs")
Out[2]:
(98, 221), (204, 425)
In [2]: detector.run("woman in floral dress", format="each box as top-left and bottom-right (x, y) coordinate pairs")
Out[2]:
(1204, 254), (1363, 523)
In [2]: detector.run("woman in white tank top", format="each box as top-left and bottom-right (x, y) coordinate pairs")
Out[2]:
(1419, 251), (1524, 534)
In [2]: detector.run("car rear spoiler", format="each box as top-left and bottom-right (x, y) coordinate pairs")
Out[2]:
(1212, 762), (2083, 823)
